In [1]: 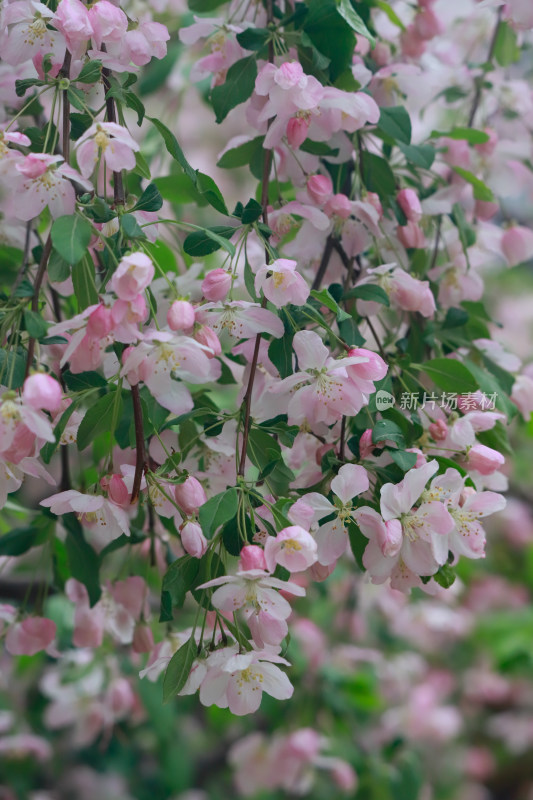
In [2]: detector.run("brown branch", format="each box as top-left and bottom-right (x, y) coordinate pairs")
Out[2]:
(130, 384), (146, 504)
(467, 8), (502, 128)
(311, 234), (335, 291)
(60, 49), (72, 163)
(24, 234), (52, 379)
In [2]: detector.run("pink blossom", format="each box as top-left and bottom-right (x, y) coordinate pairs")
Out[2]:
(269, 330), (373, 425)
(324, 193), (352, 219)
(180, 521), (208, 558)
(397, 221), (426, 249)
(22, 373), (62, 413)
(201, 268), (232, 301)
(5, 616), (56, 656)
(239, 545), (267, 572)
(466, 444), (505, 475)
(76, 122), (139, 180)
(110, 252), (154, 301)
(0, 1), (65, 66)
(53, 0), (93, 57)
(264, 526), (318, 573)
(511, 373), (533, 420)
(197, 300), (284, 341)
(175, 476), (207, 515)
(107, 474), (129, 507)
(397, 188), (423, 222)
(40, 489), (130, 546)
(199, 648), (293, 715)
(194, 324), (222, 357)
(358, 265), (436, 318)
(306, 174), (333, 205)
(11, 154), (91, 221)
(501, 225), (533, 267)
(255, 258), (309, 307)
(167, 300), (195, 331)
(88, 0), (128, 49)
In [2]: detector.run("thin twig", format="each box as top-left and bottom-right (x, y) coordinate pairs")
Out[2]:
(467, 8), (502, 128)
(60, 50), (72, 162)
(131, 384), (146, 503)
(24, 234), (52, 378)
(311, 234), (335, 291)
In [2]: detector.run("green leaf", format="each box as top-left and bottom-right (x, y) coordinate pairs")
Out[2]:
(236, 28), (270, 51)
(389, 449), (418, 472)
(23, 310), (48, 339)
(372, 419), (405, 447)
(360, 151), (396, 199)
(304, 0), (355, 80)
(77, 391), (123, 451)
(268, 332), (294, 379)
(48, 251), (71, 283)
(40, 401), (80, 463)
(336, 0), (376, 47)
(67, 86), (88, 111)
(378, 106), (412, 145)
(63, 370), (107, 391)
(133, 150), (152, 180)
(217, 136), (265, 169)
(132, 183), (163, 213)
(310, 288), (341, 314)
(374, 0), (405, 30)
(452, 167), (495, 202)
(433, 563), (456, 589)
(494, 21), (520, 67)
(345, 284), (390, 306)
(198, 488), (239, 539)
(247, 428), (294, 495)
(0, 348), (26, 389)
(189, 0), (226, 10)
(196, 171), (228, 215)
(421, 358), (477, 394)
(162, 556), (200, 611)
(15, 78), (42, 97)
(0, 526), (48, 556)
(183, 226), (236, 257)
(163, 637), (197, 703)
(431, 127), (490, 145)
(347, 520), (366, 570)
(76, 60), (102, 84)
(148, 117), (197, 182)
(121, 213), (146, 240)
(72, 256), (98, 309)
(241, 198), (263, 224)
(64, 515), (101, 606)
(51, 215), (92, 264)
(398, 142), (435, 169)
(154, 174), (201, 205)
(210, 56), (258, 123)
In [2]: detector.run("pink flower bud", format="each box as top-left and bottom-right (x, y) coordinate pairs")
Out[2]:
(467, 443), (505, 475)
(429, 419), (448, 441)
(331, 761), (358, 792)
(174, 476), (207, 516)
(88, 0), (128, 48)
(397, 188), (423, 222)
(201, 268), (232, 302)
(441, 137), (471, 168)
(347, 347), (388, 381)
(110, 253), (155, 301)
(400, 24), (426, 57)
(86, 304), (113, 338)
(376, 519), (403, 557)
(239, 545), (267, 572)
(5, 617), (56, 656)
(108, 474), (130, 507)
(372, 42), (391, 66)
(180, 521), (208, 558)
(359, 428), (374, 459)
(414, 6), (443, 39)
(167, 300), (195, 331)
(54, 0), (93, 51)
(194, 325), (222, 358)
(366, 192), (383, 218)
(307, 174), (333, 205)
(501, 225), (533, 267)
(23, 373), (62, 413)
(108, 678), (134, 715)
(397, 220), (426, 249)
(132, 623), (154, 654)
(475, 199), (499, 221)
(324, 193), (352, 219)
(287, 115), (310, 148)
(309, 561), (336, 581)
(406, 447), (427, 467)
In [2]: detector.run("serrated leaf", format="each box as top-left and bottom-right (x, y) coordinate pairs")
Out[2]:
(378, 106), (412, 145)
(422, 358), (477, 394)
(372, 419), (405, 447)
(163, 637), (197, 702)
(51, 215), (92, 264)
(210, 56), (257, 123)
(389, 449), (418, 471)
(132, 183), (163, 213)
(76, 60), (102, 84)
(198, 488), (239, 539)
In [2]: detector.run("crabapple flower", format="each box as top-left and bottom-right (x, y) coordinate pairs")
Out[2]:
(306, 174), (333, 205)
(0, 1), (65, 65)
(201, 268), (232, 301)
(264, 526), (318, 573)
(197, 301), (284, 341)
(355, 461), (455, 590)
(53, 0), (92, 57)
(76, 122), (139, 180)
(511, 373), (533, 420)
(167, 300), (195, 331)
(87, 0), (128, 49)
(22, 373), (62, 413)
(254, 258), (310, 308)
(269, 330), (373, 425)
(199, 648), (293, 715)
(304, 464), (370, 565)
(40, 490), (130, 547)
(11, 154), (91, 220)
(174, 476), (207, 515)
(5, 617), (56, 656)
(110, 252), (154, 301)
(356, 264), (436, 318)
(397, 188), (423, 222)
(466, 443), (505, 476)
